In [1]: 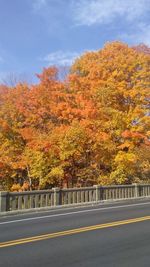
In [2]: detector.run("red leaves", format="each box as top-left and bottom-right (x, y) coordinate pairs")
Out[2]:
(122, 130), (146, 139)
(19, 128), (36, 141)
(121, 130), (150, 148)
(36, 67), (58, 84)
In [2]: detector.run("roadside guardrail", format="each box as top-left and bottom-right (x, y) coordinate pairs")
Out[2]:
(0, 184), (150, 213)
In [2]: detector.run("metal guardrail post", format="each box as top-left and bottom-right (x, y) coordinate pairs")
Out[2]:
(0, 191), (9, 212)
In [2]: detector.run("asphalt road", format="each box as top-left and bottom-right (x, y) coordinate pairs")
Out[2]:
(0, 199), (150, 267)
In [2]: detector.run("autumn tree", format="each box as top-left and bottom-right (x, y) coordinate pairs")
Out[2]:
(71, 41), (150, 184)
(0, 41), (149, 190)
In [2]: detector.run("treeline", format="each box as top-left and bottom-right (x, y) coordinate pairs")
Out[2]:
(0, 42), (149, 191)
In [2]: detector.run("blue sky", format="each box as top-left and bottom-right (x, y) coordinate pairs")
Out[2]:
(0, 0), (150, 83)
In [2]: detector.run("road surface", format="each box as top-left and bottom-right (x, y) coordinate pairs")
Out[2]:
(0, 199), (150, 266)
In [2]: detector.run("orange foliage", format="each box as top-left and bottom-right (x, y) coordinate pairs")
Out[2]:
(0, 42), (149, 190)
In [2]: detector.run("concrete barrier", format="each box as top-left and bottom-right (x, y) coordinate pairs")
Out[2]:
(0, 184), (150, 213)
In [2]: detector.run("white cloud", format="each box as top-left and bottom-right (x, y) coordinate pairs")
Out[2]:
(119, 23), (150, 45)
(43, 51), (80, 66)
(72, 0), (150, 26)
(32, 0), (47, 11)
